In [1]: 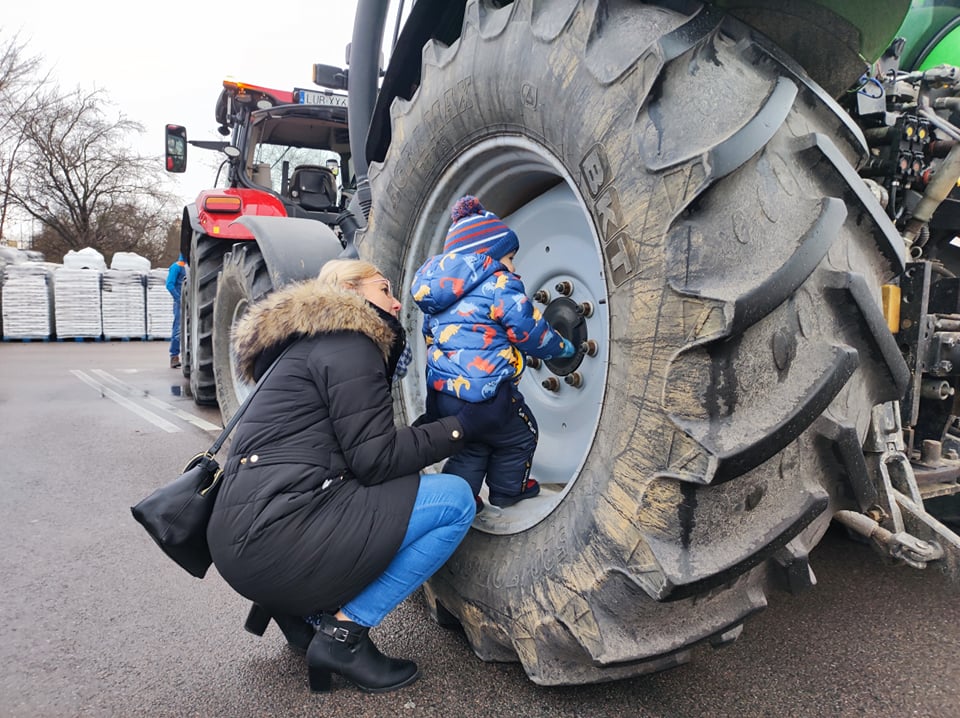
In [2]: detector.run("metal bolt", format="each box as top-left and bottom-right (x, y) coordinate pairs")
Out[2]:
(555, 280), (573, 296)
(564, 372), (583, 388)
(581, 340), (598, 357)
(541, 377), (561, 392)
(527, 356), (542, 370)
(577, 302), (593, 317)
(533, 289), (550, 304)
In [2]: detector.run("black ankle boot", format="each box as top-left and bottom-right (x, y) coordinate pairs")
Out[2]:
(244, 603), (315, 654)
(306, 614), (419, 693)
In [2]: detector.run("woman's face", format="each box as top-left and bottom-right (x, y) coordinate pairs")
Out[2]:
(356, 274), (401, 317)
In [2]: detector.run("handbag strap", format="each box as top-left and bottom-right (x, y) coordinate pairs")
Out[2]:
(206, 343), (294, 456)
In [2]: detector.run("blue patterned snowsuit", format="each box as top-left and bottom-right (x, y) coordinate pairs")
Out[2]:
(411, 251), (570, 500)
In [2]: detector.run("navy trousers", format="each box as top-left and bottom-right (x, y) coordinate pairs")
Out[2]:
(435, 384), (538, 500)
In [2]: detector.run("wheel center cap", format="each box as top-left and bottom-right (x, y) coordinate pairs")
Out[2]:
(543, 297), (587, 376)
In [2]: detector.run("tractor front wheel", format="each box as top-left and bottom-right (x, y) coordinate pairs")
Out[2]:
(187, 233), (229, 406)
(212, 243), (274, 424)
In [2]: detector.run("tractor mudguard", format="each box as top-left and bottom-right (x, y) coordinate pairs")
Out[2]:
(231, 216), (345, 289)
(210, 216), (347, 421)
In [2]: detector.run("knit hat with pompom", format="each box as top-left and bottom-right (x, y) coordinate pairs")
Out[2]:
(442, 195), (519, 260)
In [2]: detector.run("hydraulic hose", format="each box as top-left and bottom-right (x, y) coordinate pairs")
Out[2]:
(348, 0), (390, 222)
(903, 139), (960, 244)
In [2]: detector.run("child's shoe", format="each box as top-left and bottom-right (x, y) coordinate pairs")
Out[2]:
(489, 479), (540, 508)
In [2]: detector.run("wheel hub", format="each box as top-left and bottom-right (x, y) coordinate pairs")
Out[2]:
(542, 296), (588, 376)
(399, 136), (609, 534)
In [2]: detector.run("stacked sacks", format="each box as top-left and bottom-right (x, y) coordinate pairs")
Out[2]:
(1, 262), (55, 340)
(146, 268), (173, 340)
(102, 252), (149, 339)
(53, 248), (105, 339)
(102, 270), (147, 339)
(53, 267), (103, 339)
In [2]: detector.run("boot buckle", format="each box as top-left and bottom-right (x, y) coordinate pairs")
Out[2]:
(323, 625), (351, 642)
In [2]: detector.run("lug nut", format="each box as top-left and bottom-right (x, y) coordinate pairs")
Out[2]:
(581, 340), (598, 357)
(577, 302), (593, 317)
(555, 280), (573, 296)
(541, 377), (561, 392)
(564, 372), (583, 388)
(527, 356), (542, 369)
(533, 289), (550, 304)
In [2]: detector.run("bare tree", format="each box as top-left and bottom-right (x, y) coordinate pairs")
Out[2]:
(0, 32), (48, 242)
(8, 85), (177, 263)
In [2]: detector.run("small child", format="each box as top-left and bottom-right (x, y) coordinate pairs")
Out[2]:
(410, 195), (576, 511)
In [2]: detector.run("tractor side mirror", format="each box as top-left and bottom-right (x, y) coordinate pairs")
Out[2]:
(313, 63), (349, 91)
(165, 125), (188, 173)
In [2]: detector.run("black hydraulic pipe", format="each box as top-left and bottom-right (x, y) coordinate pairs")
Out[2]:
(863, 126), (900, 146)
(348, 0), (390, 221)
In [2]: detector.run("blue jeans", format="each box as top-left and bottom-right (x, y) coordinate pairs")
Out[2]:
(340, 473), (475, 627)
(170, 298), (181, 357)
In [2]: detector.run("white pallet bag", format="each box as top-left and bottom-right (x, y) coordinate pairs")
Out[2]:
(146, 268), (173, 340)
(101, 269), (146, 339)
(1, 263), (55, 339)
(53, 267), (103, 338)
(62, 247), (107, 270)
(110, 251), (151, 273)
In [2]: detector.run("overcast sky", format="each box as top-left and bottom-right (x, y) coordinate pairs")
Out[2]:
(4, 0), (388, 227)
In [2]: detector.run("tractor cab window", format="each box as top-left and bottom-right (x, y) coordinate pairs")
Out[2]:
(250, 143), (342, 199)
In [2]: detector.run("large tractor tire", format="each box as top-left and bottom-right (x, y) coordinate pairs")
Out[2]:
(180, 272), (191, 380)
(359, 0), (909, 685)
(187, 234), (230, 406)
(212, 242), (274, 424)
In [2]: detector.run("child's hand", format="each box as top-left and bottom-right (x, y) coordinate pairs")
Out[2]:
(556, 339), (576, 359)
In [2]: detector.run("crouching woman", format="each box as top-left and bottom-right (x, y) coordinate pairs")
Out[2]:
(206, 259), (508, 693)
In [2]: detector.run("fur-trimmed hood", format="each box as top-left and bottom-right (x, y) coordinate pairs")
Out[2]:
(232, 278), (394, 382)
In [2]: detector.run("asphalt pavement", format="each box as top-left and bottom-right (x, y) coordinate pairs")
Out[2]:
(1, 341), (958, 718)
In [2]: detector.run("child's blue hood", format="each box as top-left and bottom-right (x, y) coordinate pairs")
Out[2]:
(410, 252), (502, 314)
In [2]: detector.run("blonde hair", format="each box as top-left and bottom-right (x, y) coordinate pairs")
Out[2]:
(317, 259), (383, 290)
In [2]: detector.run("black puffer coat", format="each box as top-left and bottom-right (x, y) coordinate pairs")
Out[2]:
(207, 279), (465, 616)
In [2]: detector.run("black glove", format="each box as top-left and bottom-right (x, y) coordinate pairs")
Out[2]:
(412, 387), (440, 427)
(455, 382), (513, 440)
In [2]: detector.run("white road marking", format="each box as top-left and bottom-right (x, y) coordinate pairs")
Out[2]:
(70, 370), (182, 433)
(89, 369), (222, 433)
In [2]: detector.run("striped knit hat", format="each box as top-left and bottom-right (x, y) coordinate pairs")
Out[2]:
(443, 195), (519, 259)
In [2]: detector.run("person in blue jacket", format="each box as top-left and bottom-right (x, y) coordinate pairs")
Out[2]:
(165, 254), (185, 368)
(411, 195), (576, 511)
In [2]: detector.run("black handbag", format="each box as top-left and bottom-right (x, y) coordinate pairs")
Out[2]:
(130, 348), (289, 578)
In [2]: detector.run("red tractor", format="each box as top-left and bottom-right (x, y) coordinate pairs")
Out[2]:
(165, 77), (356, 418)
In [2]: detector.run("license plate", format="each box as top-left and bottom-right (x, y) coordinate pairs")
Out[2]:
(295, 89), (348, 108)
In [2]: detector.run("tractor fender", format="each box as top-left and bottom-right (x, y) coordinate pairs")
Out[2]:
(231, 216), (344, 290)
(179, 205), (201, 260)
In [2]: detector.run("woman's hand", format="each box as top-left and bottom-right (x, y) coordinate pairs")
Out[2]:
(412, 387), (440, 427)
